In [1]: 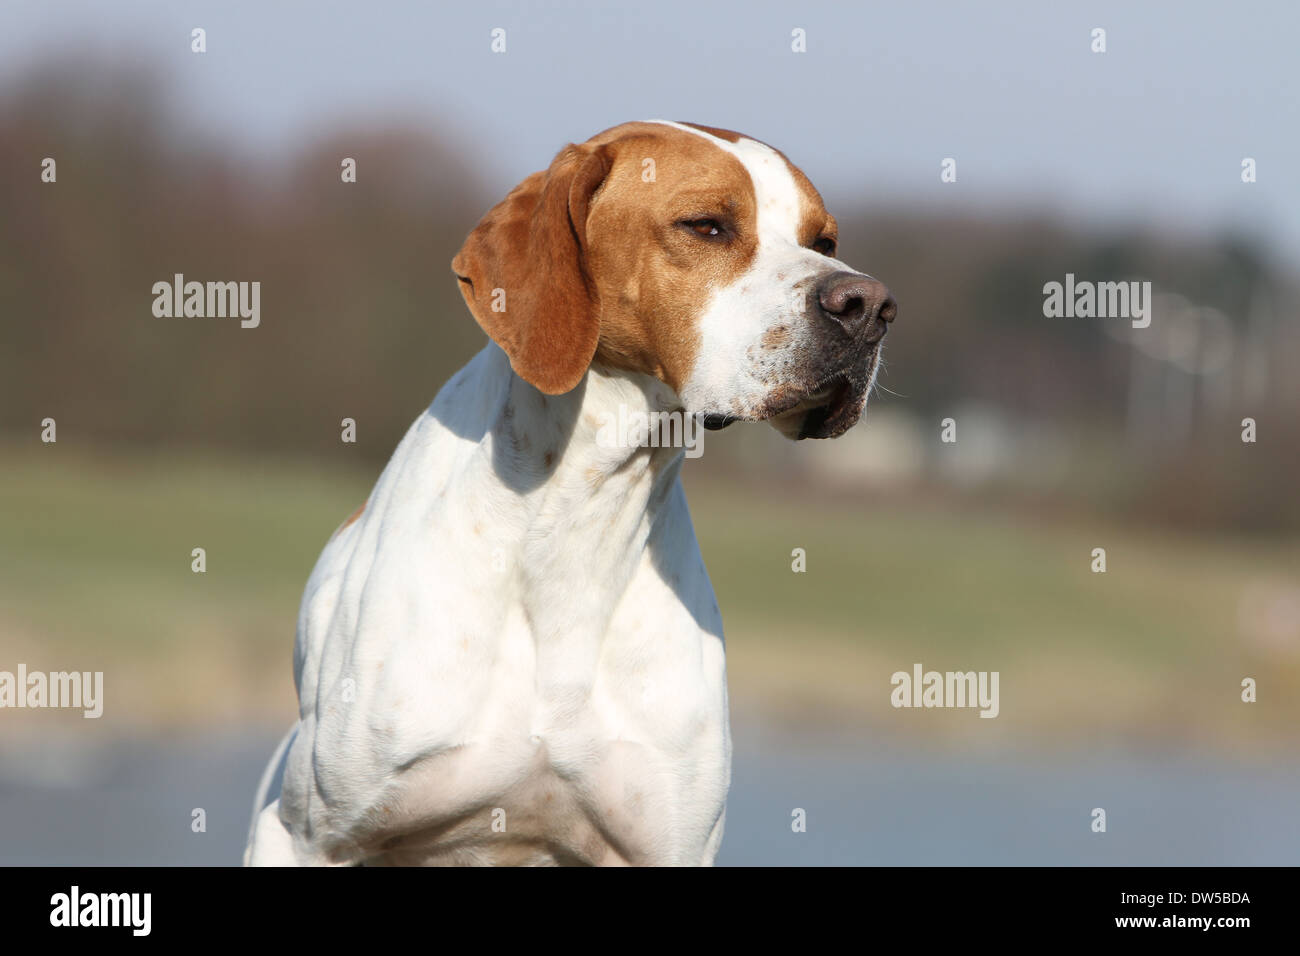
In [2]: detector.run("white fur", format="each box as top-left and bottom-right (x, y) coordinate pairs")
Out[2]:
(246, 345), (729, 865)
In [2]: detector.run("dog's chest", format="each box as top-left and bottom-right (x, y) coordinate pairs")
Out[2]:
(293, 472), (729, 861)
(283, 351), (733, 864)
(323, 548), (730, 865)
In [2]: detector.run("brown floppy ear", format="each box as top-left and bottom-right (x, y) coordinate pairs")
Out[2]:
(452, 142), (613, 395)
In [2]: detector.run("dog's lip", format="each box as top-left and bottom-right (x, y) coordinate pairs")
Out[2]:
(702, 367), (859, 432)
(790, 348), (883, 439)
(767, 369), (853, 421)
(794, 372), (850, 411)
(796, 381), (857, 439)
(702, 343), (882, 433)
(790, 374), (859, 439)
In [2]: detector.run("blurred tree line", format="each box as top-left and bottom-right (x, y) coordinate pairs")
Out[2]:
(2, 63), (1296, 530)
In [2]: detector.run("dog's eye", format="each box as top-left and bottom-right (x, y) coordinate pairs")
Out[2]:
(681, 218), (725, 239)
(812, 236), (837, 257)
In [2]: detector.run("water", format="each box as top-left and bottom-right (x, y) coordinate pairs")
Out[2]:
(1, 729), (1295, 865)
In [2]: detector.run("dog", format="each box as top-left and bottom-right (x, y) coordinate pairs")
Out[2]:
(244, 120), (895, 866)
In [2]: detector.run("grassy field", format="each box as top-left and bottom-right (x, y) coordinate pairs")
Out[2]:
(2, 442), (1297, 753)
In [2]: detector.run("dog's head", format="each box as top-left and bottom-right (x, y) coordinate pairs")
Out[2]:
(452, 120), (896, 439)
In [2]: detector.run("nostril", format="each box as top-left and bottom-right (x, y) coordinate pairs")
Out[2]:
(840, 295), (866, 319)
(878, 296), (897, 323)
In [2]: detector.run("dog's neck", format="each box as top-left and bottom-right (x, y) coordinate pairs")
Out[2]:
(486, 343), (687, 493)
(438, 344), (690, 660)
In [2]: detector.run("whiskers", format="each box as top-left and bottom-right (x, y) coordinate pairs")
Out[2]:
(868, 354), (906, 401)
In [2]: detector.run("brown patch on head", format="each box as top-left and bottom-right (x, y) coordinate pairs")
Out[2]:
(678, 122), (745, 144)
(575, 121), (759, 392)
(785, 158), (838, 251)
(692, 123), (838, 250)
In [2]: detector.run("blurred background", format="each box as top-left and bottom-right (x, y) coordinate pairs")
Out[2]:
(1, 0), (1297, 864)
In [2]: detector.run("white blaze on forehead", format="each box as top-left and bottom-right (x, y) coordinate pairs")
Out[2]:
(648, 120), (805, 244)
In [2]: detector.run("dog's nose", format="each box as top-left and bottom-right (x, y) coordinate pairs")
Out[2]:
(815, 271), (897, 342)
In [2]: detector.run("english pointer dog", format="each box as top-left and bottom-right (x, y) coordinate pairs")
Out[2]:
(245, 120), (896, 866)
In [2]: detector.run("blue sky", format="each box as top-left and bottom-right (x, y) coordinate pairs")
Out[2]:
(4, 0), (1297, 265)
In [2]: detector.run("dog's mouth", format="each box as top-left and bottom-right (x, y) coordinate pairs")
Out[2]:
(701, 349), (880, 440)
(772, 370), (865, 440)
